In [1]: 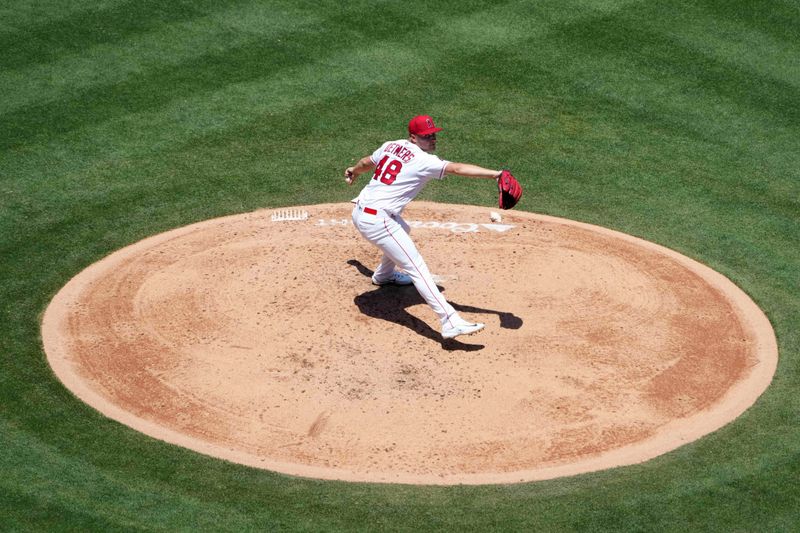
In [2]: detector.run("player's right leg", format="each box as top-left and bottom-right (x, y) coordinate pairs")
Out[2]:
(352, 209), (483, 338)
(368, 216), (457, 324)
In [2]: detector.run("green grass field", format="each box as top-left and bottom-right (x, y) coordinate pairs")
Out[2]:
(2, 0), (798, 530)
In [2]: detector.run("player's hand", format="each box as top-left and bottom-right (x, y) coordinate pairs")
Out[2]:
(345, 167), (356, 185)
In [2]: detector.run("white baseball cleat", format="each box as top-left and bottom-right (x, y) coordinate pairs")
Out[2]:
(441, 316), (485, 340)
(371, 271), (413, 286)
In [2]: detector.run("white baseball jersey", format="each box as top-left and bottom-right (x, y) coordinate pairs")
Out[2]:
(356, 139), (449, 215)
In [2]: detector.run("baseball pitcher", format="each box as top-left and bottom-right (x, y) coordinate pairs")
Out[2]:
(345, 114), (521, 340)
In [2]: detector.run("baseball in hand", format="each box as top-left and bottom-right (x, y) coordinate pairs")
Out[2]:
(489, 211), (502, 222)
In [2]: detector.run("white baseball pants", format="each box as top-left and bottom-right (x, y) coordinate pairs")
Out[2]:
(352, 203), (457, 327)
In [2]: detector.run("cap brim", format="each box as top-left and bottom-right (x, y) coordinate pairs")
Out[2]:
(416, 126), (443, 135)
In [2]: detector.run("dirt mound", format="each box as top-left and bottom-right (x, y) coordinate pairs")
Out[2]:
(41, 202), (777, 484)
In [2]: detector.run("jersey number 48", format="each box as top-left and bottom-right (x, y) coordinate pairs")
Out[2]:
(372, 155), (403, 185)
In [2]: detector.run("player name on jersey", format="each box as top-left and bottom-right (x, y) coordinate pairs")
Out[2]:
(383, 142), (415, 163)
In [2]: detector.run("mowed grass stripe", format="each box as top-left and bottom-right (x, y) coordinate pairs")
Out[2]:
(0, 3), (326, 114)
(1, 0), (631, 189)
(1, 23), (351, 149)
(492, 6), (799, 200)
(0, 0), (247, 70)
(0, 0), (515, 150)
(0, 0), (126, 32)
(0, 419), (273, 531)
(657, 4), (800, 89)
(554, 9), (800, 128)
(437, 17), (794, 188)
(533, 6), (799, 146)
(1, 0), (531, 191)
(697, 0), (800, 44)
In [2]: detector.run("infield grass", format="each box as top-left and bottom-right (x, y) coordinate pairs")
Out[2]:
(1, 0), (798, 530)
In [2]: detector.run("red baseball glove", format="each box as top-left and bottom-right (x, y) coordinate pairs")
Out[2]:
(497, 170), (522, 210)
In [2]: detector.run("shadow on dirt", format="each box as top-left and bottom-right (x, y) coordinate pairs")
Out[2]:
(348, 260), (523, 352)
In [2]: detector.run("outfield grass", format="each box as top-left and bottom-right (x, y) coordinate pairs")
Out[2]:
(1, 0), (798, 530)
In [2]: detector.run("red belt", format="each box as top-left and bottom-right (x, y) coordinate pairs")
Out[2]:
(363, 207), (377, 215)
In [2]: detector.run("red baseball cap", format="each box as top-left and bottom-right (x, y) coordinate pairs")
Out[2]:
(408, 115), (443, 136)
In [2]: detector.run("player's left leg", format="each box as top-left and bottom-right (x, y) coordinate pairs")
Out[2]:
(372, 255), (398, 281)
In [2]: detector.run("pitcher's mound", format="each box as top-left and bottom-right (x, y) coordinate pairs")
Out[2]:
(42, 202), (777, 484)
